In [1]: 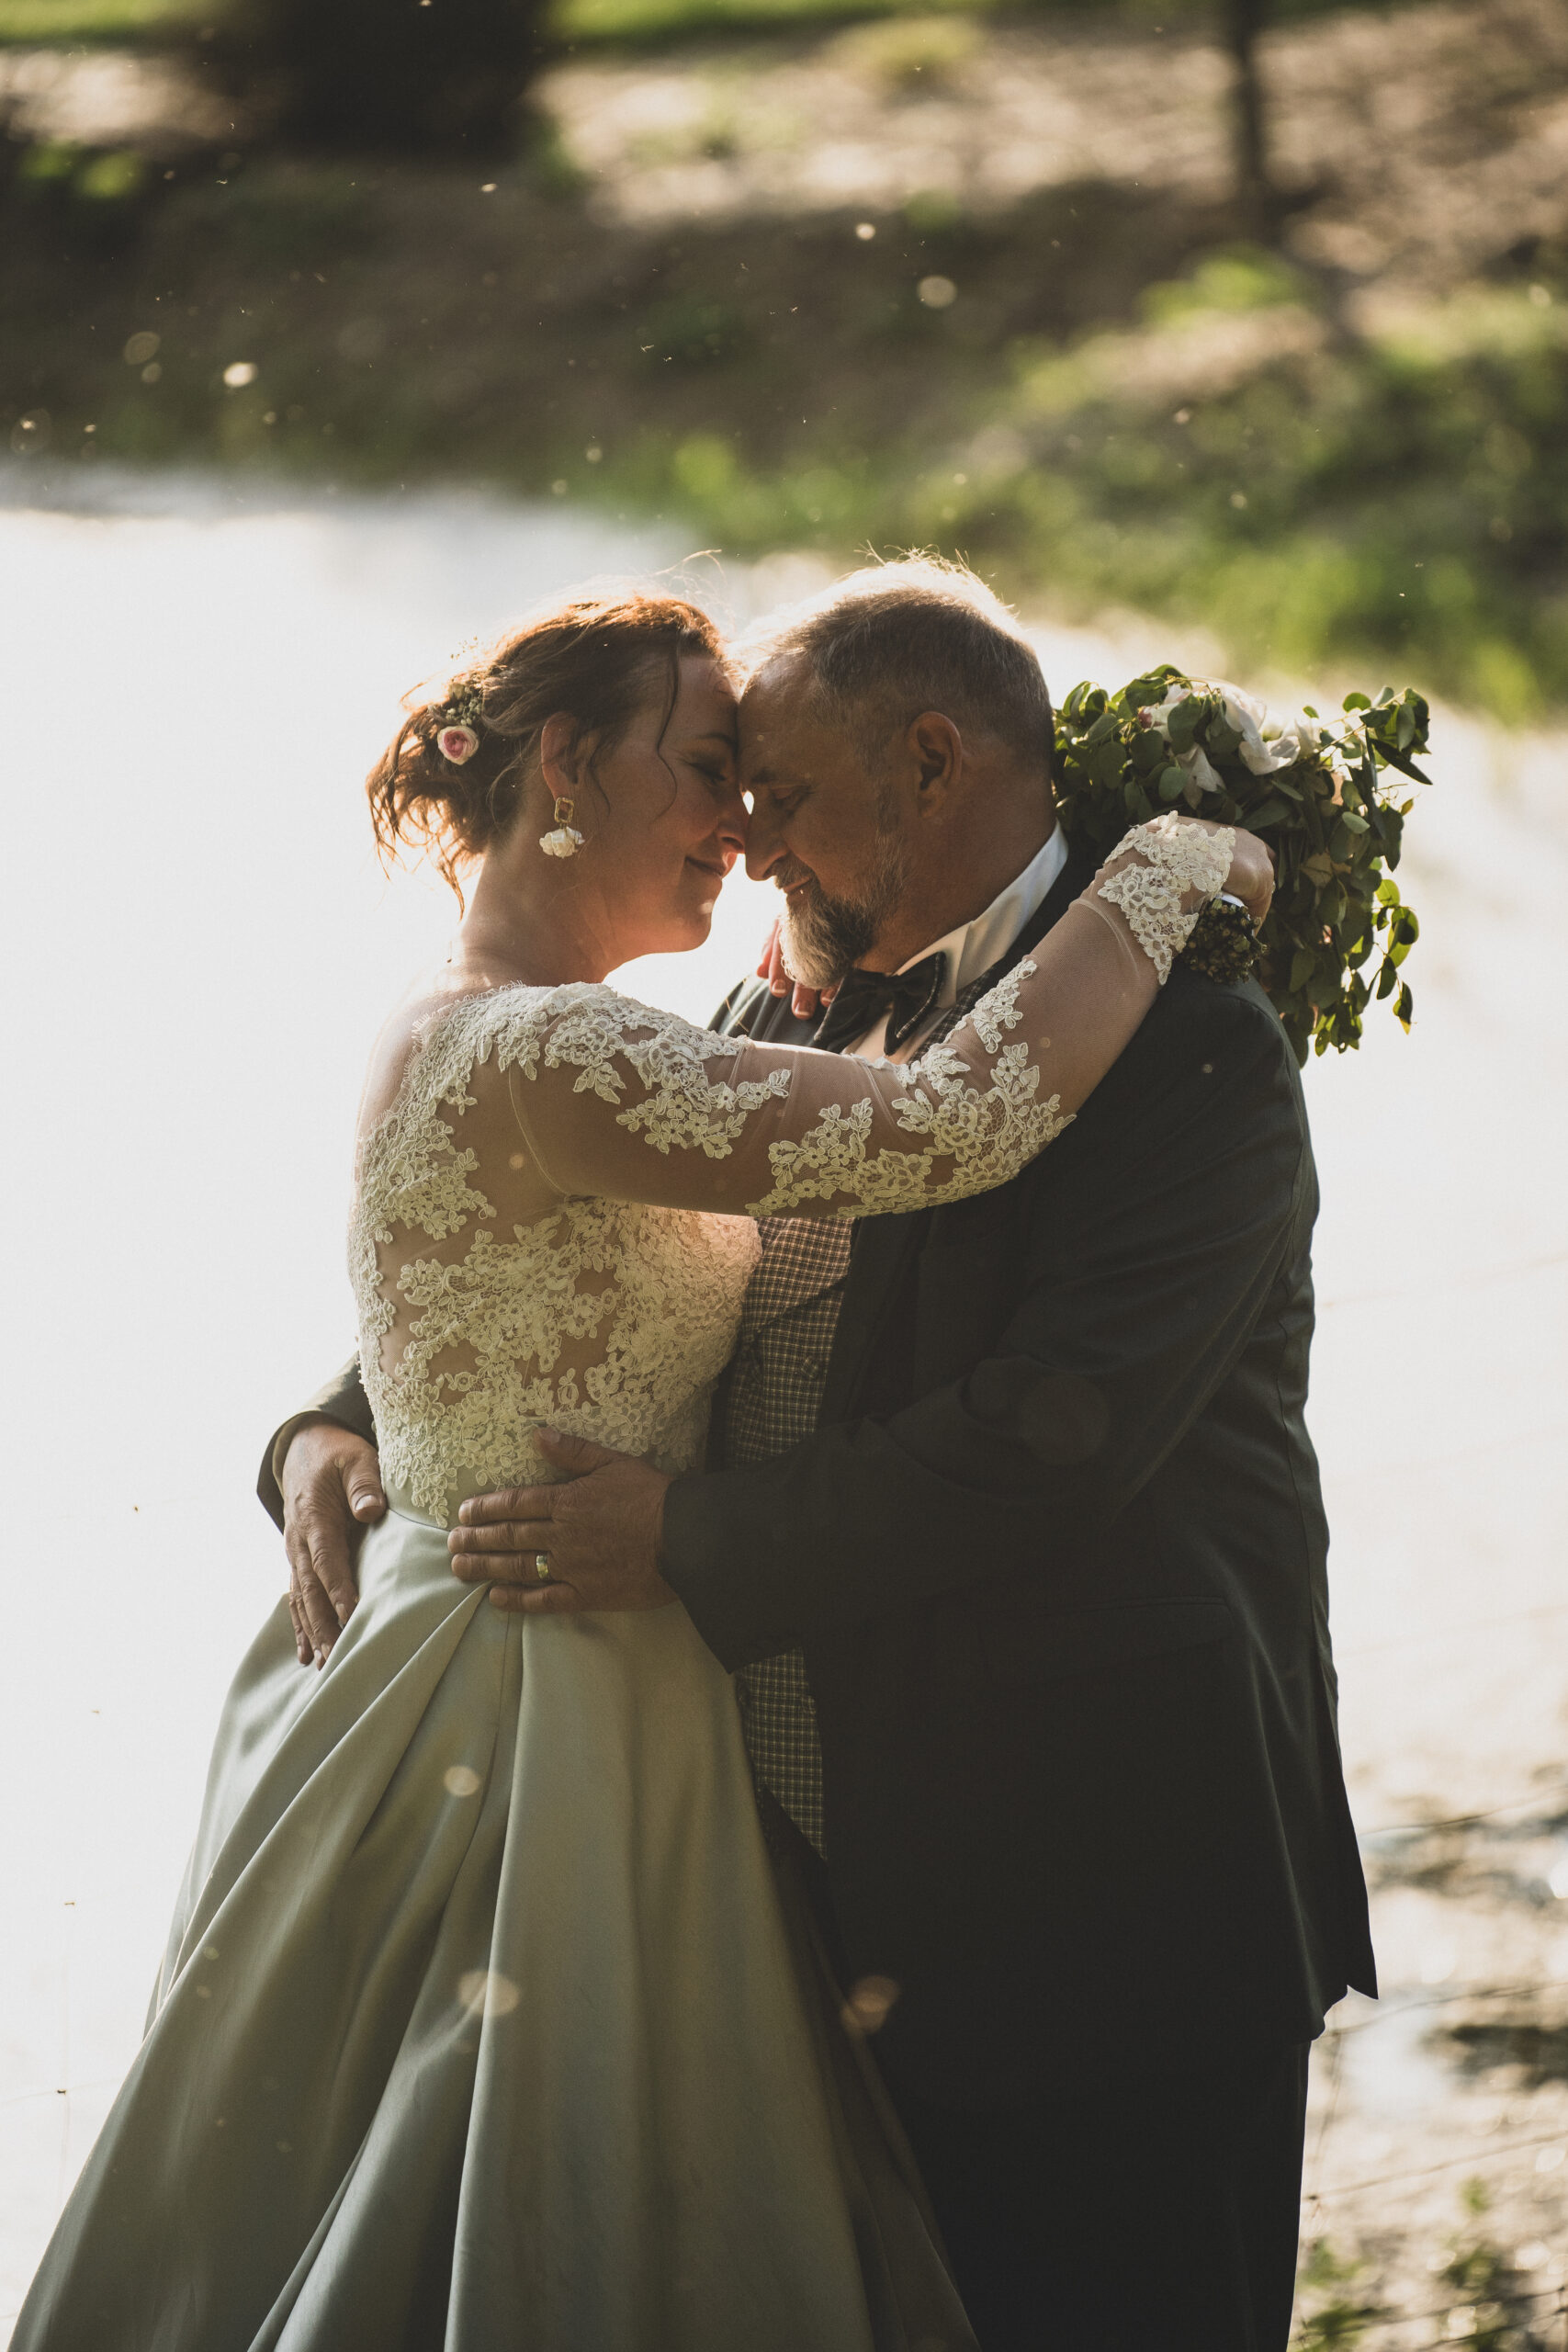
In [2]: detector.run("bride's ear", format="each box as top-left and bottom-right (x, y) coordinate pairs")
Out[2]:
(539, 711), (590, 798)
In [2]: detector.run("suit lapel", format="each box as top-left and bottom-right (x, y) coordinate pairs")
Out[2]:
(821, 842), (1097, 1425)
(712, 974), (825, 1050)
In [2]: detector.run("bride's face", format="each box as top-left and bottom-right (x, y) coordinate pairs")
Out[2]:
(569, 655), (745, 962)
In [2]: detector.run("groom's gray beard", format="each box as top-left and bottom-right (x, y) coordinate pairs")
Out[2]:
(775, 824), (910, 993)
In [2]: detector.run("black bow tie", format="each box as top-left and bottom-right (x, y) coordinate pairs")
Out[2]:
(813, 952), (948, 1057)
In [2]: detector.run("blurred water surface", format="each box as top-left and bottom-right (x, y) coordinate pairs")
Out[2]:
(2, 470), (1565, 2329)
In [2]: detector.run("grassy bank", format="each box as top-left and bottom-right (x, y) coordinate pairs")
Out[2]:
(0, 0), (1435, 51)
(6, 0), (1567, 715)
(6, 143), (1565, 714)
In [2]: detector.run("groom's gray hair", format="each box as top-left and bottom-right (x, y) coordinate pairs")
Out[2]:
(739, 556), (1054, 781)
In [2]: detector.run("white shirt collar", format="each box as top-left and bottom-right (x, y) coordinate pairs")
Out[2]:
(850, 828), (1070, 1057)
(910, 827), (1070, 1006)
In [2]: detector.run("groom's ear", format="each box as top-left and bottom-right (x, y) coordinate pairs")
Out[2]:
(907, 710), (963, 807)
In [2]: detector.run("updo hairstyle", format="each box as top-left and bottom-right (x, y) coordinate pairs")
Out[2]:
(367, 592), (729, 904)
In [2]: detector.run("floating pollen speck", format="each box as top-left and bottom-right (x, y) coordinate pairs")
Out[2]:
(840, 1974), (899, 2035)
(457, 1969), (521, 2020)
(444, 1765), (482, 1798)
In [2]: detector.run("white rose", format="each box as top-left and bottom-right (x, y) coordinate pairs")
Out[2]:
(1210, 684), (1300, 775)
(1140, 683), (1227, 795)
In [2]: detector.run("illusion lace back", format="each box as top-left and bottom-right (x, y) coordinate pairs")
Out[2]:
(351, 987), (764, 1521)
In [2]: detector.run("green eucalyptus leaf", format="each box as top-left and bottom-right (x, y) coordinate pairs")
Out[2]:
(1372, 741), (1433, 786)
(1052, 664), (1427, 1056)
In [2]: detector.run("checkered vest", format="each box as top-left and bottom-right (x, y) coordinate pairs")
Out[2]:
(725, 963), (1011, 1853)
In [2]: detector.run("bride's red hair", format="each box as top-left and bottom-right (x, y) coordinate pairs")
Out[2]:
(367, 592), (729, 905)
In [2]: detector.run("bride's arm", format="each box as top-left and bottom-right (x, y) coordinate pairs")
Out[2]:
(505, 817), (1266, 1222)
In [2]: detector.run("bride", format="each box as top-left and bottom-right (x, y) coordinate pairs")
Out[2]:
(15, 589), (1270, 2352)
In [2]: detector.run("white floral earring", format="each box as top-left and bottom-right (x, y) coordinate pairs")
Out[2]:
(539, 795), (585, 859)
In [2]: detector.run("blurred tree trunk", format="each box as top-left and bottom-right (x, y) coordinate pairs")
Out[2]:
(1224, 0), (1274, 237)
(233, 0), (547, 156)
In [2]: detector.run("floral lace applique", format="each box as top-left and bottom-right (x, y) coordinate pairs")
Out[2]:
(348, 911), (1156, 1519)
(745, 964), (1069, 1218)
(513, 987), (793, 1155)
(1095, 812), (1235, 983)
(350, 986), (762, 1522)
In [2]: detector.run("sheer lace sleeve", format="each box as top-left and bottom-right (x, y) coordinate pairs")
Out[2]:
(503, 815), (1234, 1223)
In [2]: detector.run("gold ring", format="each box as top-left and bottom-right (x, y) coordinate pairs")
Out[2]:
(534, 1553), (550, 1581)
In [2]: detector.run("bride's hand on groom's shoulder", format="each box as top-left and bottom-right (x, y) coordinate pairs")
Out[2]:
(280, 1419), (385, 1668)
(448, 1432), (676, 1617)
(755, 922), (829, 1023)
(1224, 827), (1276, 925)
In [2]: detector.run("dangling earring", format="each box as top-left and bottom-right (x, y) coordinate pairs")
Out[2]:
(539, 795), (585, 859)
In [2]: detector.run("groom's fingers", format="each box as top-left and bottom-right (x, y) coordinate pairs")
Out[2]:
(449, 1518), (555, 1566)
(284, 1514), (337, 1662)
(457, 1483), (555, 1528)
(450, 1538), (557, 1586)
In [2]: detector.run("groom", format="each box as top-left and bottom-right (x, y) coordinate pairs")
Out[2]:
(262, 561), (1373, 2349)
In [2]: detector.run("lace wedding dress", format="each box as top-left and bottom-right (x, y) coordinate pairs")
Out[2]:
(15, 820), (1230, 2352)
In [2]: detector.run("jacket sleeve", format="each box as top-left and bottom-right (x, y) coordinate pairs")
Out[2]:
(660, 980), (1308, 1668)
(255, 1354), (375, 1532)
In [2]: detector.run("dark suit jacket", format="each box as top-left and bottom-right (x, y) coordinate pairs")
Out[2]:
(661, 850), (1375, 2105)
(261, 854), (1374, 2106)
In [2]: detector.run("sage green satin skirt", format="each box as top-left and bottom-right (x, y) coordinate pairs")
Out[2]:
(14, 1510), (973, 2352)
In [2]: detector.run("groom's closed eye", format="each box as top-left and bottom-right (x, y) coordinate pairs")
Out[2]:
(748, 785), (809, 818)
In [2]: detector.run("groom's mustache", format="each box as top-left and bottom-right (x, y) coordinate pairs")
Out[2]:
(770, 847), (905, 991)
(771, 856), (820, 901)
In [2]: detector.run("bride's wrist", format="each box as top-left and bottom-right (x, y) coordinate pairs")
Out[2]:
(1088, 815), (1235, 985)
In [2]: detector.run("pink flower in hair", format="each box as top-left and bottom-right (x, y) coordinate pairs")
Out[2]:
(437, 724), (479, 765)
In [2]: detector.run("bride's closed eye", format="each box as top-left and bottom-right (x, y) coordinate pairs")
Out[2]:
(685, 754), (738, 797)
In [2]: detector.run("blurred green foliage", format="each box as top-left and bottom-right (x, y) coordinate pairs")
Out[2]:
(0, 0), (207, 38)
(1292, 2237), (1387, 2347)
(0, 0), (1438, 48)
(3, 0), (1562, 719)
(6, 141), (1563, 718)
(976, 262), (1568, 718)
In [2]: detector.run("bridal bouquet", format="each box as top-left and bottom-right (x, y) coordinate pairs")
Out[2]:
(1051, 670), (1430, 1064)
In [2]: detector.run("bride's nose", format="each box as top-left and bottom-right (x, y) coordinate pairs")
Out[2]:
(711, 791), (748, 870)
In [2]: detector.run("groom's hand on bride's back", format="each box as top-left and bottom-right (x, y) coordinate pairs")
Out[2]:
(280, 1419), (386, 1668)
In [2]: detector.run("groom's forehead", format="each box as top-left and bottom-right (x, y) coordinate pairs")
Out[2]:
(739, 673), (863, 783)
